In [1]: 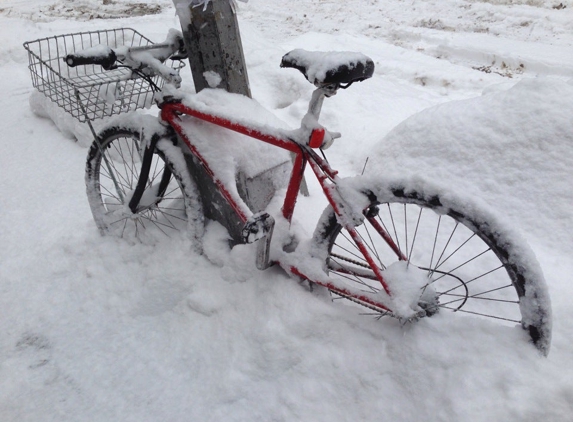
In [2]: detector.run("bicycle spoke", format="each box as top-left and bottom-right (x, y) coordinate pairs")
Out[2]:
(429, 222), (459, 278)
(438, 306), (521, 323)
(148, 155), (163, 187)
(104, 150), (134, 191)
(90, 131), (190, 240)
(466, 265), (505, 284)
(134, 217), (141, 238)
(430, 248), (491, 284)
(120, 136), (137, 181)
(154, 205), (186, 214)
(329, 257), (379, 293)
(439, 293), (517, 305)
(162, 186), (183, 199)
(434, 232), (478, 273)
(154, 208), (187, 223)
(439, 284), (517, 306)
(139, 212), (181, 232)
(120, 218), (128, 238)
(99, 185), (123, 205)
(335, 231), (371, 265)
(330, 291), (391, 317)
(120, 140), (137, 187)
(354, 226), (386, 271)
(471, 283), (514, 298)
(386, 204), (402, 254)
(329, 268), (379, 294)
(376, 214), (397, 250)
(110, 142), (137, 188)
(141, 215), (171, 237)
(429, 215), (441, 271)
(407, 207), (423, 266)
(403, 204), (409, 259)
(362, 220), (385, 270)
(438, 264), (505, 296)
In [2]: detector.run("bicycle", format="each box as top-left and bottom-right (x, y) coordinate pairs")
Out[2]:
(25, 28), (552, 355)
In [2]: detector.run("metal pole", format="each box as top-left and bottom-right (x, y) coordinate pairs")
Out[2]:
(177, 0), (251, 97)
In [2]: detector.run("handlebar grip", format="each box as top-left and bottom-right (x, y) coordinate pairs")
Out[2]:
(64, 46), (117, 70)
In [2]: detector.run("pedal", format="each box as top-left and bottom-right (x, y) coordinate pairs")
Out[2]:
(241, 212), (275, 270)
(241, 212), (274, 244)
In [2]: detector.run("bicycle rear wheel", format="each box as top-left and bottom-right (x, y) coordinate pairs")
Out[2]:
(312, 180), (551, 354)
(85, 124), (202, 242)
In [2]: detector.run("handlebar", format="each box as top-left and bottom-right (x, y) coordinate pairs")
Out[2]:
(63, 29), (187, 87)
(65, 45), (117, 70)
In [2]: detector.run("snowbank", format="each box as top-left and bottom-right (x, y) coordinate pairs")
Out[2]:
(367, 77), (573, 249)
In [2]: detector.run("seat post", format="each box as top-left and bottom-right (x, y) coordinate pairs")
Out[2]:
(307, 84), (338, 122)
(308, 88), (326, 121)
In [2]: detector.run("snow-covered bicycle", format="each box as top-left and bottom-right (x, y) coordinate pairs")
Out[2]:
(25, 28), (552, 355)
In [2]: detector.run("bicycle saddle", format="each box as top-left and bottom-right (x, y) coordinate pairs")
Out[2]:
(280, 49), (374, 87)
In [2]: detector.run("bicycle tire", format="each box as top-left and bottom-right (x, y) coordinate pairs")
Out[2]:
(85, 119), (203, 245)
(311, 178), (551, 354)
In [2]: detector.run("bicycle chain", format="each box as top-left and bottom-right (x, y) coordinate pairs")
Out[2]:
(328, 253), (393, 315)
(331, 290), (393, 316)
(330, 252), (371, 269)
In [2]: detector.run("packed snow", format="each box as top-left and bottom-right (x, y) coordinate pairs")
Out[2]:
(1, 0), (572, 421)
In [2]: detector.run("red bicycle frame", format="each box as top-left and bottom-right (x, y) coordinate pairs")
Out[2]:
(161, 100), (403, 312)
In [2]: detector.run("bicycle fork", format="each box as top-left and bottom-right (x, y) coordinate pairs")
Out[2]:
(128, 135), (172, 214)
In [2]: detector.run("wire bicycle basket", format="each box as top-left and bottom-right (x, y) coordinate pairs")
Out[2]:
(24, 28), (184, 123)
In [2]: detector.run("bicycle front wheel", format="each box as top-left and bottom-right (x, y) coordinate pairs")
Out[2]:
(86, 124), (202, 241)
(312, 179), (551, 354)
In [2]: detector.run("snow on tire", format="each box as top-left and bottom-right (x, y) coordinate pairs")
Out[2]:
(311, 176), (552, 355)
(85, 115), (203, 247)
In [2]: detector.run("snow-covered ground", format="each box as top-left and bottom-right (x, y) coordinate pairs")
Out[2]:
(1, 0), (572, 420)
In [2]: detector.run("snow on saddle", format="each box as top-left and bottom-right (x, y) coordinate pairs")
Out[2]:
(280, 49), (375, 87)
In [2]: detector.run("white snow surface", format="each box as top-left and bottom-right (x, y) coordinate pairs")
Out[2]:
(382, 261), (431, 316)
(202, 70), (222, 88)
(1, 0), (573, 421)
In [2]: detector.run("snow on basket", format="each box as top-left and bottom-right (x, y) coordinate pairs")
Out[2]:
(23, 28), (184, 122)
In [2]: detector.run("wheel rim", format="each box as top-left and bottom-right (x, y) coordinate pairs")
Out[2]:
(327, 202), (523, 325)
(94, 133), (188, 239)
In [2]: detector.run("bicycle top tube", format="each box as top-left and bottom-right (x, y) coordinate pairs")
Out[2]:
(161, 82), (348, 152)
(159, 86), (315, 151)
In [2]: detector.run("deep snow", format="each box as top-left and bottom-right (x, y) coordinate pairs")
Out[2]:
(1, 0), (572, 421)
